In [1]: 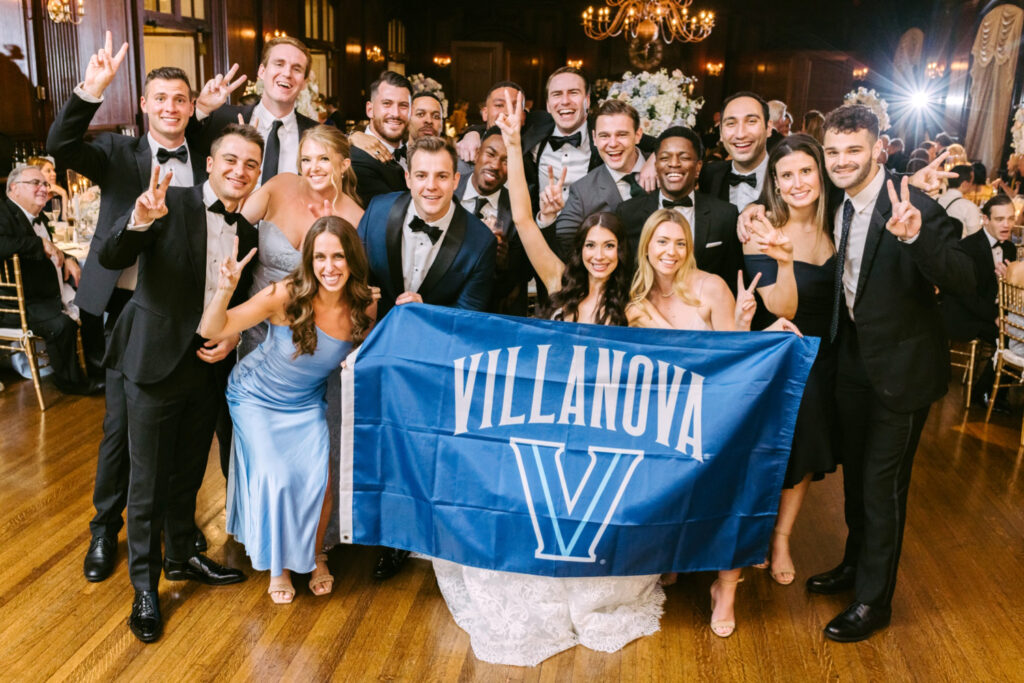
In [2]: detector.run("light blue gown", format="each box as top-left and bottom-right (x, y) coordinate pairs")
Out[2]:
(225, 322), (351, 575)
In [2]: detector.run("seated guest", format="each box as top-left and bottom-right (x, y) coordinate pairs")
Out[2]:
(616, 126), (741, 286)
(939, 165), (984, 237)
(26, 156), (69, 224)
(348, 71), (412, 202)
(767, 99), (788, 151)
(920, 140), (937, 161)
(885, 137), (908, 173)
(455, 127), (531, 315)
(0, 165), (101, 395)
(940, 194), (1017, 405)
(802, 110), (825, 145)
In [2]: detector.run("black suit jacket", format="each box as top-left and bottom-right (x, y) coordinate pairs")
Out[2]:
(837, 170), (975, 412)
(190, 103), (318, 171)
(616, 191), (742, 287)
(697, 160), (734, 204)
(350, 146), (407, 206)
(939, 229), (1015, 342)
(0, 198), (70, 320)
(98, 185), (258, 385)
(46, 92), (205, 316)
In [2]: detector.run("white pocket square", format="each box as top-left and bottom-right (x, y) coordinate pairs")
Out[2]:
(706, 241), (722, 248)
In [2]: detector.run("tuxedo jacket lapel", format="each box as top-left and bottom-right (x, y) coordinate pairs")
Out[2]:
(854, 171), (893, 307)
(497, 188), (514, 238)
(134, 136), (152, 190)
(693, 194), (712, 262)
(385, 193), (410, 296)
(455, 173), (470, 200)
(183, 186), (209, 291)
(420, 205), (467, 296)
(597, 167), (620, 208)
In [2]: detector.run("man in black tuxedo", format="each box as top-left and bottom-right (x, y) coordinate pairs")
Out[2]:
(348, 71), (412, 204)
(357, 135), (495, 577)
(0, 166), (96, 394)
(940, 194), (1016, 405)
(191, 36), (317, 184)
(617, 126), (741, 285)
(805, 105), (974, 642)
(455, 127), (531, 315)
(98, 125), (262, 643)
(47, 32), (207, 583)
(698, 91), (770, 212)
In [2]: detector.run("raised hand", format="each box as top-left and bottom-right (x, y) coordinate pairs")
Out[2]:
(82, 31), (129, 99)
(132, 166), (173, 225)
(216, 235), (257, 292)
(539, 166), (567, 222)
(886, 176), (922, 240)
(307, 199), (333, 219)
(196, 64), (247, 116)
(494, 89), (524, 147)
(734, 271), (762, 330)
(748, 214), (793, 264)
(908, 150), (957, 196)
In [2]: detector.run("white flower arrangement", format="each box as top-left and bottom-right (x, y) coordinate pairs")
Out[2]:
(408, 73), (448, 117)
(1011, 104), (1024, 156)
(243, 71), (326, 121)
(843, 87), (891, 132)
(604, 69), (704, 137)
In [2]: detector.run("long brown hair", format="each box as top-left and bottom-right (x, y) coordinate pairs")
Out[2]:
(284, 216), (373, 356)
(298, 125), (362, 208)
(759, 133), (828, 234)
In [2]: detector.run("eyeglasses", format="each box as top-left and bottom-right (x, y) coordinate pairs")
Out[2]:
(13, 179), (51, 189)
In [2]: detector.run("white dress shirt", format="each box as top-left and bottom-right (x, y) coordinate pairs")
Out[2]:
(834, 166), (887, 320)
(402, 200), (456, 292)
(250, 103), (299, 181)
(938, 188), (983, 237)
(659, 190), (696, 231)
(536, 122), (591, 197)
(982, 227), (1007, 269)
(460, 182), (500, 228)
(608, 152), (647, 202)
(728, 156), (768, 211)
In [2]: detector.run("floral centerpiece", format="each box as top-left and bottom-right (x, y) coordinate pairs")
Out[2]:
(1011, 104), (1024, 156)
(604, 69), (703, 136)
(408, 73), (448, 116)
(243, 71), (325, 121)
(843, 87), (891, 132)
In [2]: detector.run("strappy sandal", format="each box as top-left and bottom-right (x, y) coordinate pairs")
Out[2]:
(268, 574), (295, 604)
(769, 530), (796, 586)
(309, 553), (334, 596)
(710, 576), (744, 638)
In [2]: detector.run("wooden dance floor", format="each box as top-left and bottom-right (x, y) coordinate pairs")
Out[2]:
(1, 369), (1022, 681)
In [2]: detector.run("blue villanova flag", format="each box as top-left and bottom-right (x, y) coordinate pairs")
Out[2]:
(338, 304), (818, 577)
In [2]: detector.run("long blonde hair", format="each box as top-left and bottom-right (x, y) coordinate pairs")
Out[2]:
(629, 208), (700, 306)
(298, 125), (362, 208)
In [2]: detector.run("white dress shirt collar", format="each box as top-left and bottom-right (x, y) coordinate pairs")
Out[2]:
(148, 132), (193, 187)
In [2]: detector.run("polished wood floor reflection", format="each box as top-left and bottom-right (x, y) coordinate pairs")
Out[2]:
(1, 368), (1023, 681)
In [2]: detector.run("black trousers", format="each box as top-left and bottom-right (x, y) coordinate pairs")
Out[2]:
(836, 325), (930, 608)
(2, 308), (83, 386)
(124, 348), (219, 591)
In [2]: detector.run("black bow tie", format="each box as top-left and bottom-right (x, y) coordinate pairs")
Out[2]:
(549, 132), (582, 151)
(409, 215), (442, 244)
(392, 145), (407, 162)
(156, 145), (188, 165)
(663, 196), (693, 208)
(208, 199), (243, 226)
(727, 172), (757, 188)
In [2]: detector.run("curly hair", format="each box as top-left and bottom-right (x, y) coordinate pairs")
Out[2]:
(298, 125), (362, 207)
(542, 212), (631, 326)
(283, 216), (374, 356)
(823, 104), (879, 140)
(630, 208), (700, 307)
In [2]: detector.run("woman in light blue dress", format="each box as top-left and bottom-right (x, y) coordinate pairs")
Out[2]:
(200, 216), (375, 604)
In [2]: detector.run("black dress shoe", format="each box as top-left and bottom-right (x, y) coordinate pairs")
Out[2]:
(194, 528), (208, 553)
(83, 536), (117, 582)
(373, 548), (410, 580)
(164, 554), (245, 585)
(824, 601), (892, 642)
(806, 564), (856, 594)
(128, 590), (162, 643)
(55, 377), (105, 396)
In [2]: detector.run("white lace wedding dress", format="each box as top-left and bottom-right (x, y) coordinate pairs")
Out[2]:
(432, 559), (665, 666)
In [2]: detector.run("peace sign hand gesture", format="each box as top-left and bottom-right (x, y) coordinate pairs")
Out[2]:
(908, 150), (957, 196)
(734, 271), (762, 330)
(494, 88), (524, 148)
(886, 176), (922, 240)
(748, 214), (793, 264)
(132, 166), (173, 225)
(83, 31), (129, 100)
(196, 63), (247, 116)
(539, 165), (568, 223)
(217, 235), (258, 292)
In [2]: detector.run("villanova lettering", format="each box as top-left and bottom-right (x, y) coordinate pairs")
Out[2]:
(453, 344), (705, 462)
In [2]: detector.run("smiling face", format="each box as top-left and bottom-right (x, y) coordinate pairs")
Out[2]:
(8, 167), (49, 215)
(140, 78), (194, 144)
(410, 95), (443, 140)
(406, 149), (459, 222)
(581, 224), (619, 281)
(481, 87), (524, 128)
(300, 139), (349, 193)
(656, 136), (701, 198)
(985, 203), (1015, 242)
(594, 113), (642, 173)
(206, 135), (262, 206)
(773, 150), (821, 210)
(721, 96), (768, 172)
(366, 82), (411, 146)
(546, 72), (588, 134)
(312, 231), (349, 292)
(646, 221), (688, 277)
(472, 134), (508, 195)
(823, 127), (882, 196)
(257, 44), (308, 108)
(38, 161), (57, 187)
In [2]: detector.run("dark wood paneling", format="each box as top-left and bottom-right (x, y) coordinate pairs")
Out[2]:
(451, 41), (504, 111)
(225, 0), (259, 87)
(70, 0), (137, 129)
(38, 13), (80, 124)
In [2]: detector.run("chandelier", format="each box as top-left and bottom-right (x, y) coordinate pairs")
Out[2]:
(582, 0), (714, 44)
(46, 0), (84, 24)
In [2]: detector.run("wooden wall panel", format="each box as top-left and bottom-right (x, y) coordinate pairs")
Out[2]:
(38, 15), (80, 124)
(225, 0), (259, 89)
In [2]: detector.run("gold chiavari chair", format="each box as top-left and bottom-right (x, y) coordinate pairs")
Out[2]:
(949, 339), (979, 408)
(985, 279), (1024, 446)
(0, 256), (47, 410)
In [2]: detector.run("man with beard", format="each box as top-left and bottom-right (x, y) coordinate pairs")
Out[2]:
(349, 71), (412, 202)
(804, 104), (974, 642)
(409, 91), (445, 140)
(699, 91), (770, 211)
(616, 126), (740, 284)
(455, 127), (531, 314)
